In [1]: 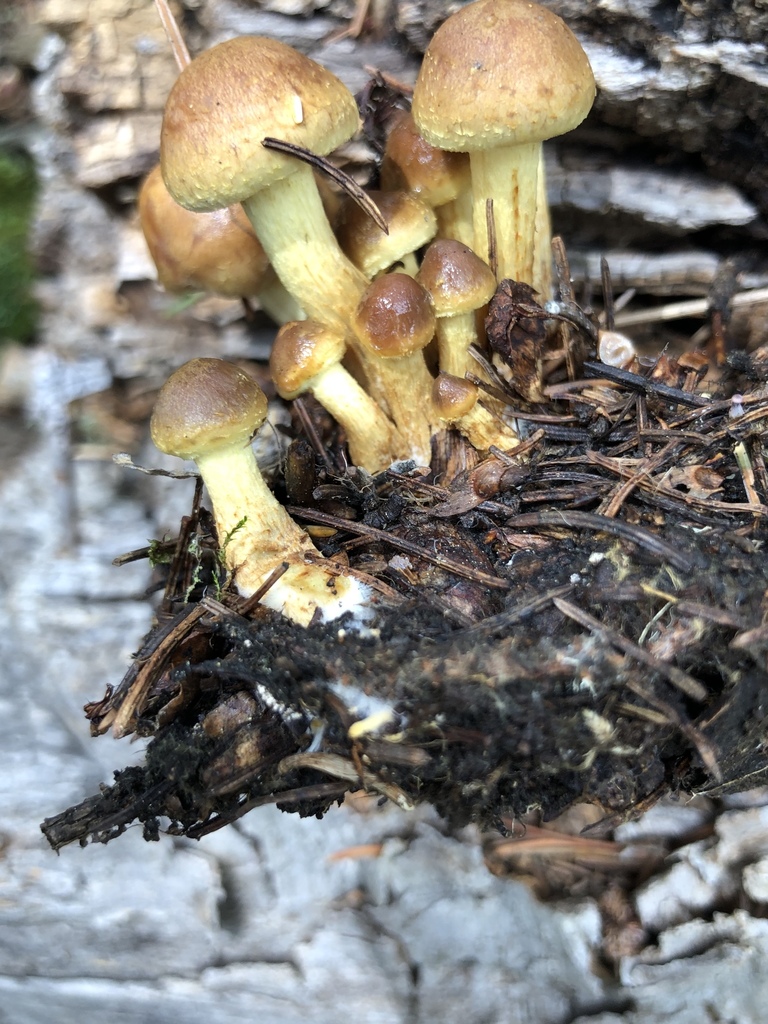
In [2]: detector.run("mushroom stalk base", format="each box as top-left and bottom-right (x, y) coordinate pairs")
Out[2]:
(454, 403), (519, 452)
(259, 564), (371, 627)
(470, 142), (540, 286)
(197, 444), (369, 625)
(196, 444), (315, 583)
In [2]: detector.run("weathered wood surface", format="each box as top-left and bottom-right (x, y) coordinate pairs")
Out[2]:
(1, 0), (767, 1020)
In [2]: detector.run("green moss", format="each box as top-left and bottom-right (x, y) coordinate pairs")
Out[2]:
(0, 148), (38, 343)
(147, 537), (175, 567)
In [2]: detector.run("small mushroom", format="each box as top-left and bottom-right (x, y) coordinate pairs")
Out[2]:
(416, 238), (497, 379)
(351, 274), (437, 466)
(335, 189), (437, 279)
(380, 110), (473, 247)
(432, 372), (518, 452)
(270, 320), (401, 473)
(150, 357), (369, 625)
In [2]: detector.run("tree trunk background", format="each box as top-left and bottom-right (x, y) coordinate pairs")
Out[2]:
(1, 1), (767, 1022)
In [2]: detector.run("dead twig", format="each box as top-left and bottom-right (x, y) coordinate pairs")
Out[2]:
(262, 137), (388, 233)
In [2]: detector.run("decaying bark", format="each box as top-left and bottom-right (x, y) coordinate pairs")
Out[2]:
(1, 4), (767, 1021)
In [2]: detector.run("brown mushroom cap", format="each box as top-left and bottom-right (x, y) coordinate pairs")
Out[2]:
(417, 239), (497, 316)
(335, 190), (437, 278)
(380, 111), (471, 208)
(161, 36), (360, 212)
(138, 165), (269, 297)
(270, 321), (346, 399)
(432, 372), (478, 420)
(150, 358), (268, 461)
(412, 0), (595, 153)
(353, 274), (436, 358)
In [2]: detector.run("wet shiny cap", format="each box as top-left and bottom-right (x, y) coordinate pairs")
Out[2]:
(138, 165), (269, 297)
(353, 274), (436, 358)
(417, 239), (497, 316)
(270, 320), (346, 399)
(432, 372), (478, 420)
(380, 110), (470, 207)
(151, 358), (268, 460)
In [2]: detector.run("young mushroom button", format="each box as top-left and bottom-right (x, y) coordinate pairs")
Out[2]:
(335, 190), (437, 279)
(432, 372), (518, 453)
(351, 273), (437, 467)
(160, 36), (369, 332)
(150, 358), (369, 626)
(412, 0), (595, 286)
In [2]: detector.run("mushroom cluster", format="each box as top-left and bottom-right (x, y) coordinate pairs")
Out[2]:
(139, 0), (596, 625)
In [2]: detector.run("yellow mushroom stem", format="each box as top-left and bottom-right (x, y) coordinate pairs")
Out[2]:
(240, 165), (369, 332)
(470, 142), (540, 283)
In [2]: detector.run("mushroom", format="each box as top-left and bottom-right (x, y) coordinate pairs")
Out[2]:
(160, 36), (369, 333)
(334, 189), (437, 279)
(150, 357), (369, 625)
(351, 273), (437, 466)
(269, 320), (401, 473)
(138, 164), (303, 323)
(432, 372), (518, 452)
(416, 239), (497, 379)
(139, 164), (269, 298)
(380, 110), (474, 247)
(411, 0), (594, 288)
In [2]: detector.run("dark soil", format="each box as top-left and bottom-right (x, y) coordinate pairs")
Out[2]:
(41, 335), (768, 851)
